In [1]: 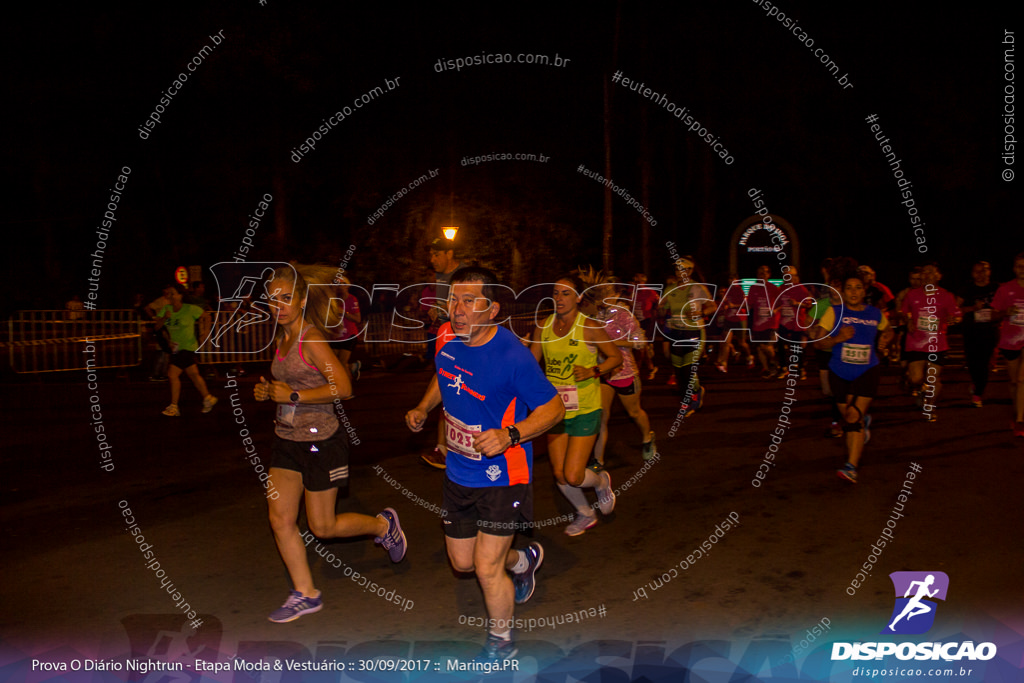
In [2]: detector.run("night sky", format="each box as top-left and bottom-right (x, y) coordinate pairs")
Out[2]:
(5, 2), (1017, 313)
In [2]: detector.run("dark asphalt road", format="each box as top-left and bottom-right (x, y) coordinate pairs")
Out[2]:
(2, 356), (1022, 682)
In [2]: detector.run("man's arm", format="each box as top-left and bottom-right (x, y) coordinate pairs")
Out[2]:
(473, 394), (564, 456)
(405, 375), (442, 432)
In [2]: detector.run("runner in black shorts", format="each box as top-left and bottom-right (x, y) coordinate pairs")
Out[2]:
(579, 274), (656, 465)
(957, 261), (999, 408)
(406, 267), (563, 662)
(256, 263), (406, 624)
(811, 272), (892, 483)
(154, 283), (217, 416)
(900, 263), (961, 422)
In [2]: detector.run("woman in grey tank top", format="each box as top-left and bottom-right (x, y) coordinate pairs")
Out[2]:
(253, 263), (407, 623)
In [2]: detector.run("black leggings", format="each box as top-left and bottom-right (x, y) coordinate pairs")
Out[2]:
(963, 326), (998, 396)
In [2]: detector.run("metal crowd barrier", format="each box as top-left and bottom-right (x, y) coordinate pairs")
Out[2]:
(6, 310), (142, 373)
(5, 305), (557, 374)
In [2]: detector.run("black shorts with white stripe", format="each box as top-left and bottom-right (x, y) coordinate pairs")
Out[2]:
(271, 431), (350, 492)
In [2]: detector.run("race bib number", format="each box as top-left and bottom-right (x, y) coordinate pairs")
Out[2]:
(557, 385), (580, 412)
(917, 315), (939, 332)
(974, 309), (991, 323)
(841, 343), (871, 365)
(276, 403), (296, 427)
(444, 412), (482, 460)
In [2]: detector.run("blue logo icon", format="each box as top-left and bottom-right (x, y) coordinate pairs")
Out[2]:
(881, 571), (949, 635)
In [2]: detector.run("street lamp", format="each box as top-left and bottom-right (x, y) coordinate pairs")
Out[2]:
(442, 226), (459, 241)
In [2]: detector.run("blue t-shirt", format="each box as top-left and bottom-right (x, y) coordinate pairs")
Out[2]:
(436, 324), (557, 488)
(822, 304), (887, 380)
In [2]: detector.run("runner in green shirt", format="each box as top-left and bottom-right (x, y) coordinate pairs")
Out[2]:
(155, 283), (217, 416)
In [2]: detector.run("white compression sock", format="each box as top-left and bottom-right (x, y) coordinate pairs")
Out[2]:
(557, 482), (593, 515)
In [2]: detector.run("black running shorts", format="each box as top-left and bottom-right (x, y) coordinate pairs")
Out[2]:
(442, 477), (532, 538)
(169, 350), (198, 370)
(828, 365), (882, 401)
(271, 431), (349, 492)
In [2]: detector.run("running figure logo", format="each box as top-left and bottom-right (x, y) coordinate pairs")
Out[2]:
(881, 571), (949, 635)
(448, 374), (465, 395)
(200, 262), (294, 355)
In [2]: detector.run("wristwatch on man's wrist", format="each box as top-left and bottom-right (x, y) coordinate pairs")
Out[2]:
(506, 425), (521, 447)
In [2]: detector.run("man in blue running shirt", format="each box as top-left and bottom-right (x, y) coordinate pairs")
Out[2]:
(405, 266), (563, 662)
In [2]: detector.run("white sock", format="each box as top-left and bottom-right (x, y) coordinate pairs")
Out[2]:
(581, 468), (604, 490)
(557, 483), (592, 515)
(510, 550), (529, 574)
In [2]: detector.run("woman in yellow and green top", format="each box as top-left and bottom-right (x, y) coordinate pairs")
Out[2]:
(530, 274), (622, 536)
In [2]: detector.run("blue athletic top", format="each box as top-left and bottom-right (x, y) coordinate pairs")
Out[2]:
(435, 324), (557, 487)
(820, 304), (888, 380)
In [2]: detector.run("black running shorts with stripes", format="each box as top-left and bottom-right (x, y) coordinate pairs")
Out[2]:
(271, 432), (349, 491)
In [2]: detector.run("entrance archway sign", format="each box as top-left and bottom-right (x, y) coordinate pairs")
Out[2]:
(729, 214), (799, 278)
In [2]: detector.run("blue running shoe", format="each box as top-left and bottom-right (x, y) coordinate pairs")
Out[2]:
(268, 590), (322, 623)
(837, 462), (858, 484)
(375, 508), (407, 562)
(473, 633), (518, 663)
(513, 542), (544, 604)
(685, 386), (706, 417)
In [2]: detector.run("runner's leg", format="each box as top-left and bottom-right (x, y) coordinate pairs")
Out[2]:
(267, 468), (318, 596)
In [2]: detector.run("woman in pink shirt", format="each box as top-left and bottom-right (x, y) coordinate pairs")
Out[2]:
(992, 252), (1024, 436)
